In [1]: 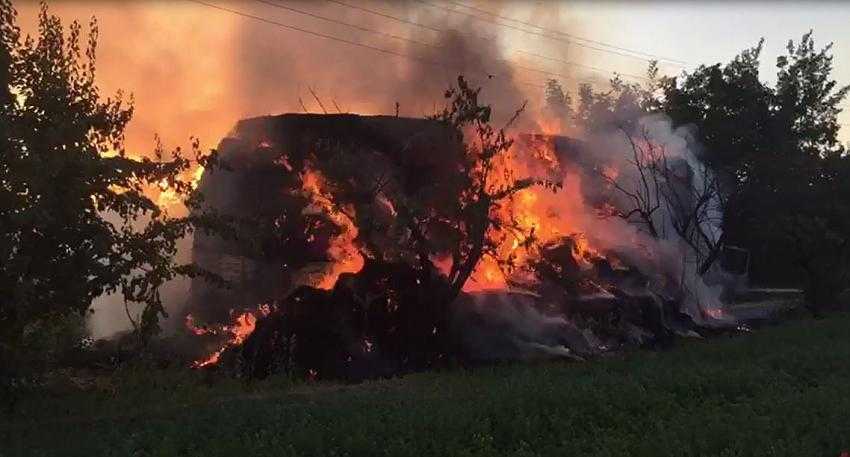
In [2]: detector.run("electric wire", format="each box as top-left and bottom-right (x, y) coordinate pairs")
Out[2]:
(188, 0), (550, 90)
(412, 0), (688, 68)
(445, 0), (691, 66)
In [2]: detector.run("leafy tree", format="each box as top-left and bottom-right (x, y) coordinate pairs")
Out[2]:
(661, 32), (850, 310)
(660, 41), (770, 174)
(0, 1), (227, 377)
(575, 62), (662, 134)
(427, 77), (541, 297)
(544, 78), (571, 121)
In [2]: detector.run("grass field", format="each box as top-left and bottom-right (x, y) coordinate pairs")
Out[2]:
(2, 314), (849, 457)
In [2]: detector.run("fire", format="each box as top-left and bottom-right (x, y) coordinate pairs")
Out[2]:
(537, 116), (565, 138)
(187, 304), (271, 368)
(300, 167), (364, 289)
(465, 134), (607, 291)
(192, 165), (205, 189)
(464, 256), (508, 291)
(190, 312), (255, 368)
(156, 178), (180, 207)
(430, 254), (453, 278)
(95, 146), (208, 211)
(570, 234), (604, 269)
(156, 165), (205, 209)
(702, 307), (728, 321)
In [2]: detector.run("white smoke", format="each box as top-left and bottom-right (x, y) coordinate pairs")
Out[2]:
(572, 114), (732, 324)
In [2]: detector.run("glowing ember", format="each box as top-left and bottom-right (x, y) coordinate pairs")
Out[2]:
(702, 307), (728, 321)
(184, 314), (209, 336)
(186, 305), (270, 368)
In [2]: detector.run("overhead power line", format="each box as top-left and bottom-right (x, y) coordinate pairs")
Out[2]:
(327, 0), (684, 69)
(188, 0), (549, 90)
(514, 49), (649, 82)
(188, 1), (438, 66)
(259, 0), (628, 86)
(445, 0), (691, 66)
(324, 0), (443, 33)
(254, 0), (437, 48)
(412, 0), (687, 68)
(254, 0), (624, 87)
(315, 0), (651, 83)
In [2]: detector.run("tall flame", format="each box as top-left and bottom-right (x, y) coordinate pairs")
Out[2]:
(300, 167), (364, 289)
(465, 133), (606, 291)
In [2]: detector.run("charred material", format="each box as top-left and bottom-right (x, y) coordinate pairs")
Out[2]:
(188, 113), (463, 324)
(239, 262), (608, 381)
(187, 113), (733, 380)
(241, 259), (454, 381)
(533, 236), (700, 349)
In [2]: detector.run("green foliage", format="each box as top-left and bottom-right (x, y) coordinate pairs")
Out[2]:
(546, 34), (849, 309)
(0, 1), (229, 372)
(4, 314), (850, 456)
(19, 312), (87, 369)
(661, 32), (850, 309)
(544, 78), (571, 121)
(574, 61), (663, 133)
(660, 40), (770, 184)
(775, 33), (848, 160)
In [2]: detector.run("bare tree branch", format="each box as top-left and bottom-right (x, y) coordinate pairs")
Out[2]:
(308, 86), (328, 114)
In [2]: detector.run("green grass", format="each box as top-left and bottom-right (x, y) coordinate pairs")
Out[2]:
(3, 315), (850, 457)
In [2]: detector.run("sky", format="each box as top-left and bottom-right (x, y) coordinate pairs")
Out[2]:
(11, 0), (849, 337)
(559, 1), (850, 141)
(13, 0), (850, 154)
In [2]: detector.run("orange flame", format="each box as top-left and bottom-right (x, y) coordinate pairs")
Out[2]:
(187, 304), (271, 368)
(464, 256), (508, 292)
(155, 164), (205, 209)
(464, 132), (607, 291)
(300, 167), (364, 289)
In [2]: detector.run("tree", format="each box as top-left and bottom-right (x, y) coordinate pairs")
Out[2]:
(600, 125), (727, 276)
(428, 77), (539, 298)
(575, 62), (662, 133)
(325, 76), (547, 299)
(661, 32), (850, 310)
(574, 62), (729, 275)
(0, 2), (227, 374)
(599, 128), (664, 239)
(544, 78), (571, 121)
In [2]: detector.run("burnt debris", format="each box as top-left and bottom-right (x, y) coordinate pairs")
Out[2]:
(186, 113), (734, 381)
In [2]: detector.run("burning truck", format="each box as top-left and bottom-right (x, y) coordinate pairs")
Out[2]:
(185, 107), (741, 380)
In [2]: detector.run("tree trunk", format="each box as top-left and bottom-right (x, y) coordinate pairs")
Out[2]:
(698, 232), (726, 276)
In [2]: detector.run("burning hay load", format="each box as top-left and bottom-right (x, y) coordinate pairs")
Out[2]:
(184, 93), (739, 380)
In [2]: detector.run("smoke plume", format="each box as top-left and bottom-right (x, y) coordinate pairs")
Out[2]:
(14, 1), (648, 338)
